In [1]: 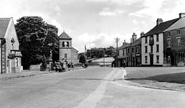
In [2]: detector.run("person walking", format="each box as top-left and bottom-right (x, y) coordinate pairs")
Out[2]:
(123, 62), (125, 68)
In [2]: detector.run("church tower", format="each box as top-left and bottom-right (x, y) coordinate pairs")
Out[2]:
(59, 31), (72, 62)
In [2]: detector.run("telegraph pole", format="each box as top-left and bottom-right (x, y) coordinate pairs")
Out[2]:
(84, 45), (87, 58)
(115, 37), (120, 67)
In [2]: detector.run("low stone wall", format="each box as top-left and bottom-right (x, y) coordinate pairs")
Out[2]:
(177, 62), (184, 67)
(30, 64), (41, 71)
(163, 63), (171, 67)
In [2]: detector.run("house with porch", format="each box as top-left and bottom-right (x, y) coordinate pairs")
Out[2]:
(0, 18), (22, 74)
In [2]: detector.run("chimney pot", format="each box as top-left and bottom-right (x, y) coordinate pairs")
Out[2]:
(123, 40), (126, 45)
(156, 18), (163, 25)
(179, 13), (185, 18)
(132, 33), (137, 42)
(140, 32), (145, 37)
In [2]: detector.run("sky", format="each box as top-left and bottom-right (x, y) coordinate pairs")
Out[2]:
(0, 0), (185, 52)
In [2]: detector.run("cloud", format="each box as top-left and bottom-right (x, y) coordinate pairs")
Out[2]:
(73, 32), (132, 52)
(86, 0), (142, 5)
(99, 8), (124, 16)
(130, 0), (167, 19)
(132, 19), (138, 25)
(129, 0), (185, 22)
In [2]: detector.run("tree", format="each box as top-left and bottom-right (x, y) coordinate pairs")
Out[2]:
(86, 46), (116, 59)
(15, 16), (59, 69)
(79, 54), (86, 64)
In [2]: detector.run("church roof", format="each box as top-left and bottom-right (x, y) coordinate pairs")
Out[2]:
(72, 47), (78, 52)
(0, 18), (11, 38)
(59, 31), (72, 40)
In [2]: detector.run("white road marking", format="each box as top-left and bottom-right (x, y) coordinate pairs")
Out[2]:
(74, 69), (116, 108)
(122, 69), (127, 80)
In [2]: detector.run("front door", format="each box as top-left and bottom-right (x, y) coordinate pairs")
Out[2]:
(150, 54), (153, 66)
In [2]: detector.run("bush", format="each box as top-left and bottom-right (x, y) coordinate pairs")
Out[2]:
(40, 62), (47, 71)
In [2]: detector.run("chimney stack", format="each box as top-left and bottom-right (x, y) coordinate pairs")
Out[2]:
(123, 40), (126, 45)
(179, 13), (185, 18)
(140, 32), (145, 37)
(132, 33), (137, 42)
(156, 18), (163, 25)
(130, 38), (133, 43)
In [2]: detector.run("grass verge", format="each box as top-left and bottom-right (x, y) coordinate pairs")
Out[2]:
(126, 72), (185, 92)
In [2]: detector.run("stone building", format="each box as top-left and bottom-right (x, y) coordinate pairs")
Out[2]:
(0, 18), (22, 74)
(117, 40), (130, 67)
(59, 31), (78, 64)
(164, 13), (185, 66)
(126, 33), (141, 67)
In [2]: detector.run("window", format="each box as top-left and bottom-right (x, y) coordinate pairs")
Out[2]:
(145, 56), (148, 63)
(156, 55), (159, 63)
(62, 42), (65, 47)
(168, 40), (171, 47)
(67, 42), (69, 47)
(168, 32), (171, 36)
(132, 48), (134, 53)
(156, 44), (159, 52)
(156, 34), (159, 42)
(64, 53), (67, 58)
(145, 37), (147, 43)
(145, 46), (147, 53)
(136, 47), (139, 53)
(177, 30), (180, 35)
(177, 38), (181, 46)
(123, 50), (124, 56)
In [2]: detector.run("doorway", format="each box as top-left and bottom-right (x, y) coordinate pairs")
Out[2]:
(150, 54), (153, 66)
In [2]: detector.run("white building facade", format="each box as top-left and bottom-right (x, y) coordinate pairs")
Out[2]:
(141, 18), (179, 66)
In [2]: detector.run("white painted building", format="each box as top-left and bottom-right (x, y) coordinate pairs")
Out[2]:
(0, 18), (22, 74)
(141, 18), (179, 66)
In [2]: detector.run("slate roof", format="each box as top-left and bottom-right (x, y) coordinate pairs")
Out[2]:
(165, 17), (185, 31)
(144, 18), (180, 36)
(0, 18), (10, 38)
(130, 38), (141, 47)
(59, 31), (72, 40)
(118, 43), (130, 50)
(72, 47), (78, 52)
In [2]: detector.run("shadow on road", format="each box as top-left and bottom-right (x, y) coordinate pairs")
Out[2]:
(126, 72), (185, 84)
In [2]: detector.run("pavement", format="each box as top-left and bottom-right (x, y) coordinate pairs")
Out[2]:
(0, 66), (85, 80)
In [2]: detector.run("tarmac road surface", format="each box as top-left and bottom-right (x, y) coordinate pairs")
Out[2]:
(0, 67), (185, 108)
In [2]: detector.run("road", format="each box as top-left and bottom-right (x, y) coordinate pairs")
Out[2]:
(0, 67), (185, 108)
